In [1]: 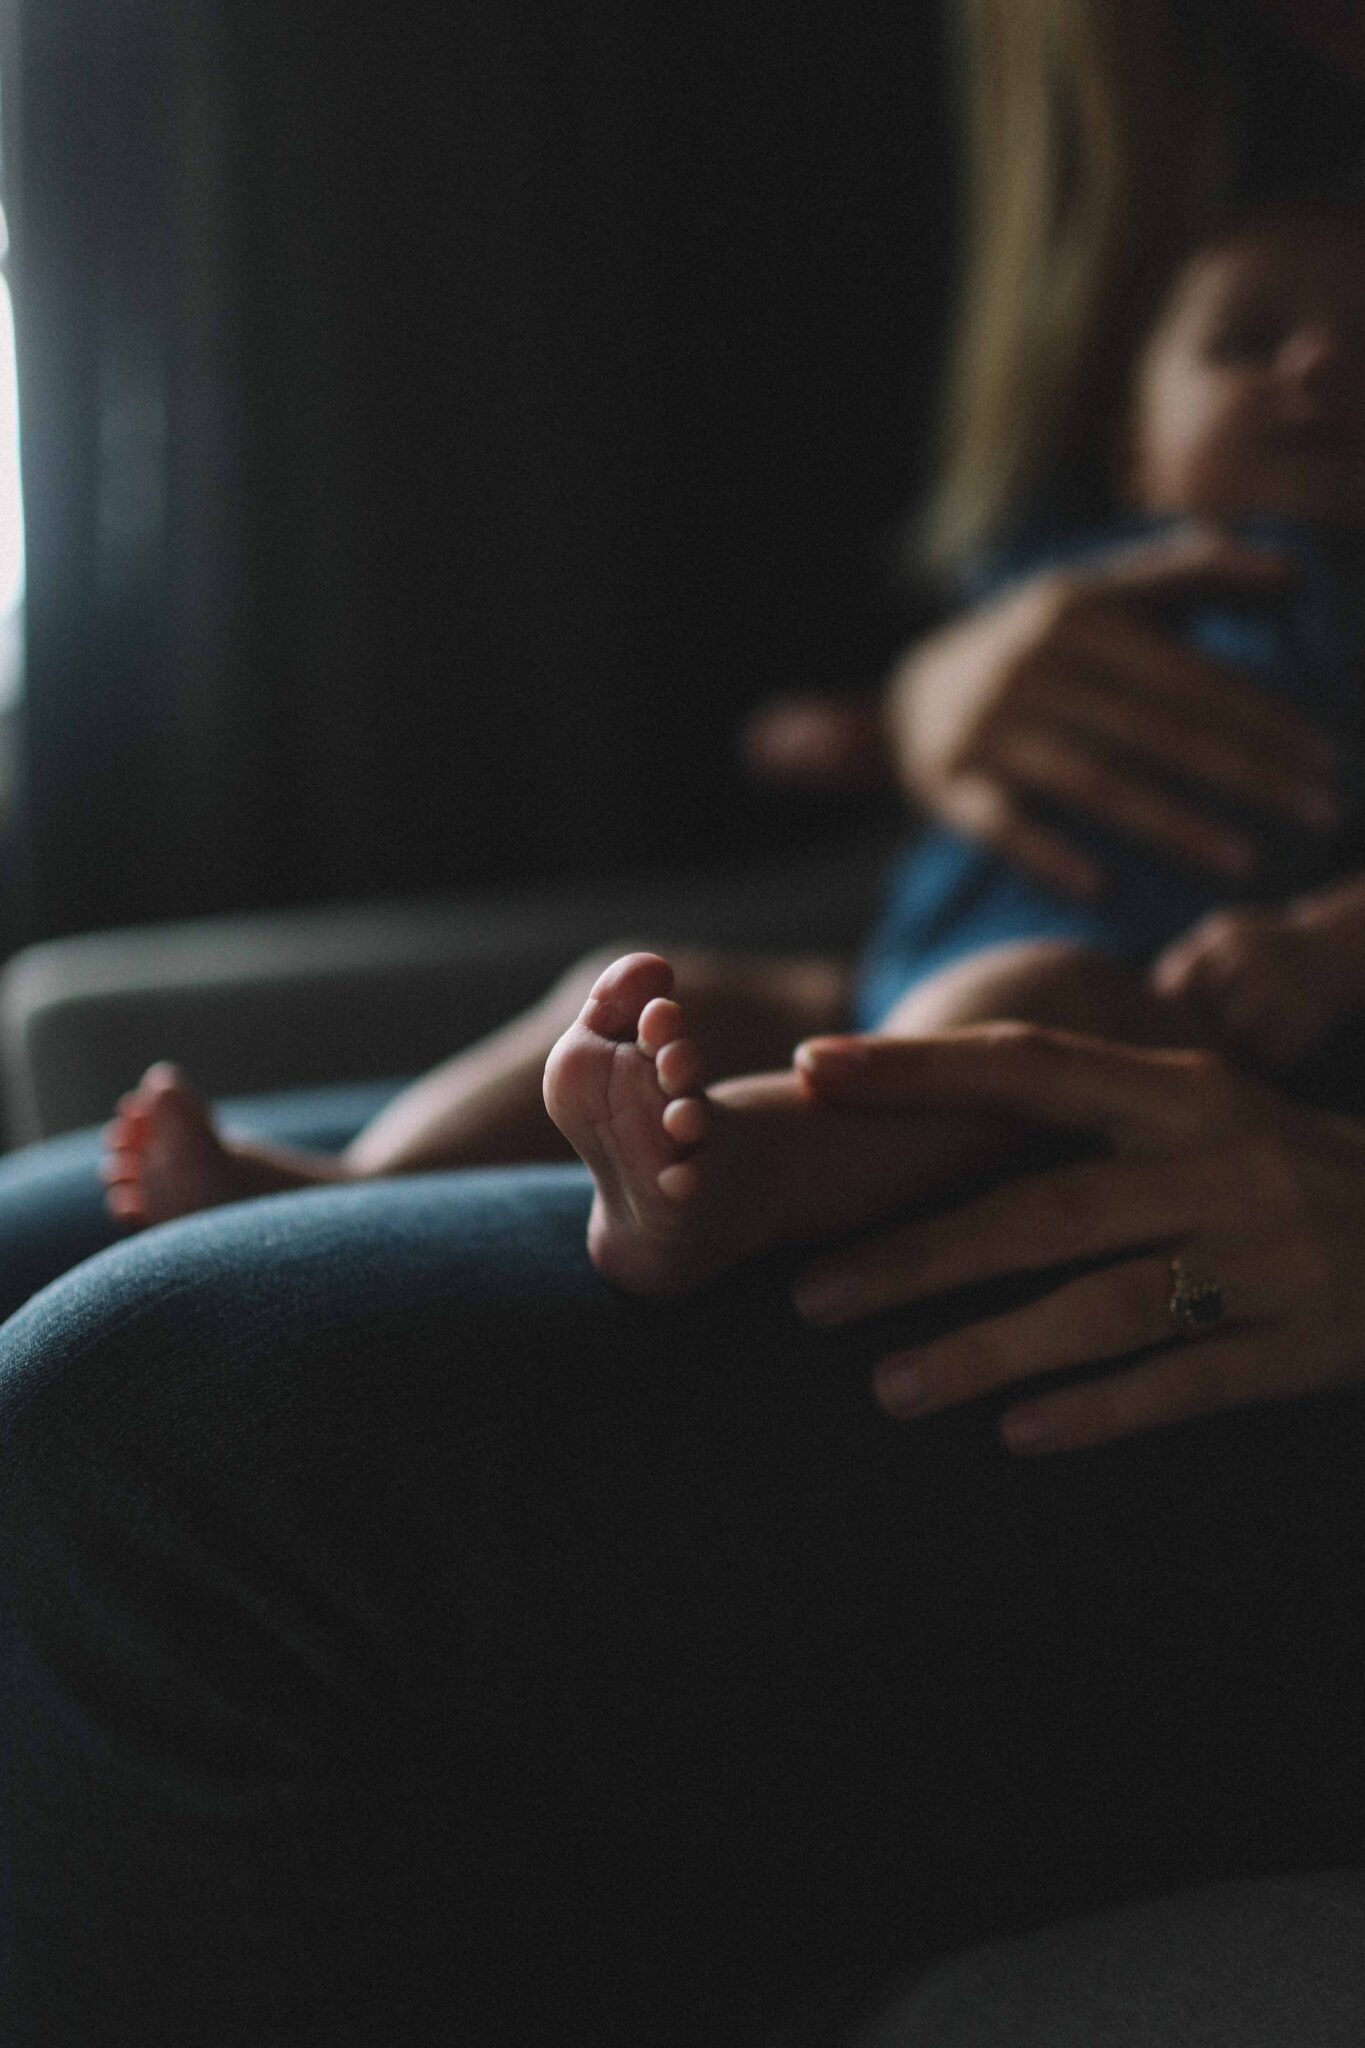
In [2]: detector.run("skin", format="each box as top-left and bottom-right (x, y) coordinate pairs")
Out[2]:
(1150, 877), (1365, 1072)
(884, 213), (1365, 1067)
(883, 529), (1340, 900)
(765, 216), (1365, 896)
(792, 1027), (1365, 1456)
(105, 223), (1365, 1349)
(1124, 212), (1365, 529)
(1127, 213), (1365, 1063)
(749, 530), (1339, 894)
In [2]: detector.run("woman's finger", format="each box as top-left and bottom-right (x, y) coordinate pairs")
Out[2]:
(791, 1142), (1236, 1325)
(871, 1244), (1266, 1420)
(1062, 605), (1334, 778)
(935, 773), (1105, 898)
(986, 722), (1259, 879)
(1019, 639), (1339, 827)
(795, 1027), (1227, 1138)
(996, 1326), (1309, 1455)
(1149, 926), (1216, 995)
(1084, 525), (1293, 602)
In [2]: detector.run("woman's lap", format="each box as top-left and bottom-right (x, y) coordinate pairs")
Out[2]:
(0, 1146), (1362, 2041)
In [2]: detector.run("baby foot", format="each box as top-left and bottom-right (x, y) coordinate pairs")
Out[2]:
(102, 1063), (329, 1226)
(543, 952), (721, 1294)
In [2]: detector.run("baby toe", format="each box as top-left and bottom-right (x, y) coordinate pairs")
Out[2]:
(654, 1037), (701, 1098)
(656, 1157), (704, 1204)
(637, 996), (685, 1055)
(662, 1094), (709, 1145)
(105, 1182), (148, 1223)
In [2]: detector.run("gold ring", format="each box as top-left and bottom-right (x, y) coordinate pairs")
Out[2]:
(1168, 1254), (1226, 1337)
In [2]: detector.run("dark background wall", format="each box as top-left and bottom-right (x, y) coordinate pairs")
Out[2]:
(5, 0), (954, 944)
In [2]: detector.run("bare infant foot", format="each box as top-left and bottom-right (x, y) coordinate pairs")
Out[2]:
(543, 952), (728, 1295)
(102, 1063), (335, 1226)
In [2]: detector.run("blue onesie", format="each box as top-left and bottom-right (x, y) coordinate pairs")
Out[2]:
(853, 519), (1365, 1030)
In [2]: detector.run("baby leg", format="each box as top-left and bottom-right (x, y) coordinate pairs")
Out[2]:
(877, 937), (1187, 1043)
(103, 947), (850, 1228)
(342, 943), (848, 1178)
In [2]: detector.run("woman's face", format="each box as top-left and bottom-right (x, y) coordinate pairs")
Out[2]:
(1126, 213), (1365, 528)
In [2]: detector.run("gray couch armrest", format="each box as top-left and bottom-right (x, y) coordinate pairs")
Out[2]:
(0, 837), (892, 1144)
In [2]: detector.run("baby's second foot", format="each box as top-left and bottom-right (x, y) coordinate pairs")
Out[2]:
(102, 1064), (333, 1226)
(543, 952), (730, 1295)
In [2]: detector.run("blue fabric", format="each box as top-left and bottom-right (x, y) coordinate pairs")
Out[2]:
(854, 520), (1365, 1028)
(0, 1077), (405, 1326)
(0, 521), (1363, 2036)
(0, 1154), (1362, 2041)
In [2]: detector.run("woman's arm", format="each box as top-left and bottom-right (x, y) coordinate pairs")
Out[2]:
(792, 1025), (1365, 1454)
(746, 528), (1340, 897)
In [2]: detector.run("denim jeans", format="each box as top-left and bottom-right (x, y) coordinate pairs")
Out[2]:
(0, 1079), (404, 1325)
(0, 1093), (1363, 2043)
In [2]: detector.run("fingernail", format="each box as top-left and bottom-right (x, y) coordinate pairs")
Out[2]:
(791, 1274), (862, 1324)
(1001, 1407), (1055, 1453)
(795, 1037), (866, 1067)
(873, 1362), (924, 1416)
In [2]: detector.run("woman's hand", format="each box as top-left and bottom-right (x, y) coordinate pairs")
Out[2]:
(792, 1026), (1365, 1454)
(886, 527), (1340, 899)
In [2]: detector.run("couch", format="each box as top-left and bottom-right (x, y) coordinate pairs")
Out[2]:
(0, 832), (894, 1147)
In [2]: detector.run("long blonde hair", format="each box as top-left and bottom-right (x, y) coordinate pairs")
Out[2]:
(919, 0), (1284, 580)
